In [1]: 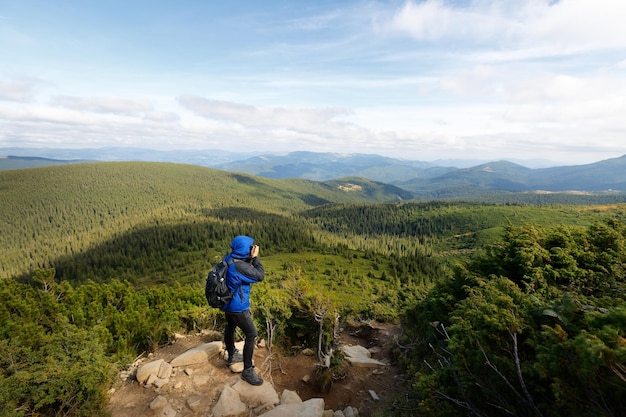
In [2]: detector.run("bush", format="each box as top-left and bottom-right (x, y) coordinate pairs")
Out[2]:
(396, 220), (626, 417)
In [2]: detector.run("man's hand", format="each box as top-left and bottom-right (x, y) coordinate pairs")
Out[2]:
(250, 245), (259, 258)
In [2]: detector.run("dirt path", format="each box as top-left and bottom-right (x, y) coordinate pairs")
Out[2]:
(106, 322), (404, 416)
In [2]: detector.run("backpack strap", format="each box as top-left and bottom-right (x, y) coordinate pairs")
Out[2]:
(226, 259), (243, 300)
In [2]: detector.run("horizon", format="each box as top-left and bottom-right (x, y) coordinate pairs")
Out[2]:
(2, 145), (624, 170)
(2, 1), (626, 166)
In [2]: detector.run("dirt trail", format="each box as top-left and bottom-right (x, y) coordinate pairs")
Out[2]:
(106, 322), (404, 416)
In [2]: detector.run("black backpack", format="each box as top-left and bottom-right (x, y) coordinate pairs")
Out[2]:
(205, 258), (235, 308)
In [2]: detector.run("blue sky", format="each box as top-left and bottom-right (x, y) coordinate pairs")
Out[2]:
(1, 0), (625, 164)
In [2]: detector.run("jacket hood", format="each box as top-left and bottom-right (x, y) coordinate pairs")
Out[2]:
(231, 235), (254, 259)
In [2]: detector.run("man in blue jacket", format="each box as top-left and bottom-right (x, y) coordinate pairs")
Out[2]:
(222, 235), (265, 385)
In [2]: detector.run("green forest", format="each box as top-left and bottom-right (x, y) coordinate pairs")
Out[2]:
(1, 162), (625, 417)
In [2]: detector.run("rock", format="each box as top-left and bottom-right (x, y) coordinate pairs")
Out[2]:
(153, 377), (169, 389)
(334, 410), (346, 417)
(192, 374), (211, 386)
(229, 361), (245, 373)
(186, 395), (205, 412)
(170, 341), (222, 367)
(149, 395), (167, 410)
(340, 345), (386, 368)
(136, 359), (164, 384)
(322, 411), (334, 417)
(258, 398), (325, 417)
(145, 374), (158, 386)
(368, 346), (382, 354)
(232, 379), (280, 408)
(212, 385), (247, 417)
(281, 389), (303, 404)
(158, 361), (173, 379)
(368, 390), (379, 401)
(343, 406), (358, 417)
(302, 348), (315, 356)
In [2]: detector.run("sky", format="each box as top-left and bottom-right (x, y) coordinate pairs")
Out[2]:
(1, 0), (626, 165)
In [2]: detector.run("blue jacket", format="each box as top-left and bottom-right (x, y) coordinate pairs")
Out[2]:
(221, 235), (265, 313)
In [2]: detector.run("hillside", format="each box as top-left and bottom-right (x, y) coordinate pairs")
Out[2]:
(1, 161), (626, 416)
(0, 162), (409, 281)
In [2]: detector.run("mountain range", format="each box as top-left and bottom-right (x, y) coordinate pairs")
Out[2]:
(1, 147), (625, 198)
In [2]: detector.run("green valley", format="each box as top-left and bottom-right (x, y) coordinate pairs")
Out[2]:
(1, 162), (625, 417)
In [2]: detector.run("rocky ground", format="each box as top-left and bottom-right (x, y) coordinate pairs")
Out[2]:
(106, 321), (405, 417)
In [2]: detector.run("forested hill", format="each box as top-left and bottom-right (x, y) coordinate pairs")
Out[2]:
(2, 160), (626, 416)
(0, 161), (408, 280)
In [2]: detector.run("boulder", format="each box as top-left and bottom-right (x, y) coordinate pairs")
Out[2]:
(136, 359), (164, 384)
(170, 341), (222, 367)
(340, 345), (386, 368)
(232, 378), (280, 408)
(158, 360), (172, 379)
(149, 395), (167, 410)
(281, 389), (303, 404)
(212, 385), (247, 417)
(258, 398), (325, 417)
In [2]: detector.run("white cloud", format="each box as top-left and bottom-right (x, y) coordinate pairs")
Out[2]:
(177, 95), (353, 131)
(385, 0), (626, 54)
(0, 77), (43, 102)
(386, 0), (514, 43)
(51, 96), (155, 116)
(521, 0), (626, 50)
(1, 2), (626, 165)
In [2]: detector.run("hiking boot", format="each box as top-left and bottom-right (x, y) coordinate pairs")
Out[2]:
(241, 367), (263, 386)
(227, 349), (243, 365)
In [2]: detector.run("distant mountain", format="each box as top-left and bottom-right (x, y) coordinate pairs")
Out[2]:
(2, 147), (625, 197)
(216, 151), (455, 183)
(398, 155), (626, 196)
(0, 155), (92, 170)
(0, 147), (263, 170)
(218, 151), (626, 195)
(529, 155), (626, 191)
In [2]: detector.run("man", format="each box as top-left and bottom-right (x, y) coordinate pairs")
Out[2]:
(221, 235), (265, 385)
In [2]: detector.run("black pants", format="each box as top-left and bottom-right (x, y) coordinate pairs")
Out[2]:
(224, 309), (257, 369)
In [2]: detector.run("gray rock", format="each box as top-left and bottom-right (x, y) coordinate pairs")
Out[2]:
(343, 406), (358, 417)
(186, 394), (205, 412)
(341, 345), (386, 368)
(136, 359), (164, 384)
(212, 385), (247, 417)
(158, 361), (172, 379)
(149, 395), (167, 410)
(153, 377), (169, 389)
(281, 389), (303, 404)
(232, 378), (280, 408)
(170, 341), (222, 367)
(258, 398), (325, 417)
